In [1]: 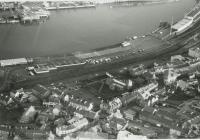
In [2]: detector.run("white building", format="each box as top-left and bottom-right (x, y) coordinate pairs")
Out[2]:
(164, 69), (180, 85)
(135, 82), (158, 100)
(56, 118), (89, 136)
(171, 55), (185, 62)
(188, 47), (200, 58)
(176, 80), (189, 91)
(20, 106), (37, 123)
(0, 58), (28, 67)
(117, 130), (147, 140)
(109, 97), (122, 112)
(106, 76), (133, 90)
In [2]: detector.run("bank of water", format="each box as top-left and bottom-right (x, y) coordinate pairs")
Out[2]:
(0, 0), (196, 59)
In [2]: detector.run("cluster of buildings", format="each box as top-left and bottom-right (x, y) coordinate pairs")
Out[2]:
(0, 2), (16, 11)
(0, 2), (50, 24)
(16, 2), (50, 24)
(1, 1), (200, 140)
(0, 1), (96, 25)
(2, 45), (200, 139)
(0, 82), (100, 139)
(2, 38), (200, 140)
(86, 45), (200, 138)
(43, 1), (95, 10)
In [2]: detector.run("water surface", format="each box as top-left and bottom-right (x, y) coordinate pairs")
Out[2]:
(0, 0), (196, 59)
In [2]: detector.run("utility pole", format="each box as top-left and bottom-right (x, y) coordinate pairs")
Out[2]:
(98, 80), (105, 93)
(170, 16), (174, 35)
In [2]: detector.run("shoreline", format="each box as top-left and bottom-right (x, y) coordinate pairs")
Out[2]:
(0, 0), (197, 92)
(0, 34), (183, 92)
(0, 0), (179, 26)
(94, 0), (179, 5)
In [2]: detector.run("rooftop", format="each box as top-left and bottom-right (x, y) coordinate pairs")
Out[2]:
(75, 109), (96, 119)
(189, 47), (200, 53)
(32, 84), (50, 99)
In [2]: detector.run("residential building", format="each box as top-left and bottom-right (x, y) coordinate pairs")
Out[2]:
(123, 109), (137, 120)
(19, 129), (49, 139)
(120, 92), (139, 106)
(176, 80), (189, 91)
(135, 82), (158, 100)
(56, 118), (89, 136)
(181, 114), (200, 137)
(164, 69), (180, 85)
(69, 98), (94, 111)
(109, 117), (127, 131)
(32, 84), (51, 100)
(20, 106), (37, 123)
(188, 47), (200, 58)
(109, 97), (122, 112)
(117, 130), (147, 140)
(177, 99), (200, 120)
(139, 106), (181, 132)
(127, 120), (160, 138)
(171, 55), (185, 62)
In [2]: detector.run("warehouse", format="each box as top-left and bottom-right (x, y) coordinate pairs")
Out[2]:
(0, 58), (28, 67)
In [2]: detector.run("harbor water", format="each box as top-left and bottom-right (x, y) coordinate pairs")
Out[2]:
(0, 0), (196, 59)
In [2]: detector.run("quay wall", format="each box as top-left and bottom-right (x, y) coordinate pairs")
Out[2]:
(92, 0), (174, 4)
(0, 0), (177, 4)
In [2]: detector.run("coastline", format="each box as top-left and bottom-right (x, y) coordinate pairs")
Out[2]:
(0, 0), (179, 26)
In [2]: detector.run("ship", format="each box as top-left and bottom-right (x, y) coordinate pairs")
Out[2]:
(171, 2), (200, 35)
